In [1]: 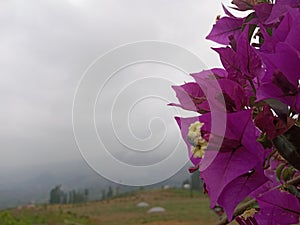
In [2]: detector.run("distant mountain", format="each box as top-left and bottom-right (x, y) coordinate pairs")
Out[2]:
(0, 160), (193, 209)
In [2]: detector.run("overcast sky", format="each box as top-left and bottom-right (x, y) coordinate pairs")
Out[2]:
(0, 0), (232, 185)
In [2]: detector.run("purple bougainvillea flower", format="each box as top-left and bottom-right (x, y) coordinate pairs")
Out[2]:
(213, 47), (242, 81)
(249, 170), (300, 224)
(169, 82), (209, 113)
(253, 3), (273, 25)
(218, 163), (268, 220)
(192, 72), (249, 113)
(250, 153), (287, 198)
(254, 104), (295, 140)
(215, 79), (249, 112)
(257, 9), (300, 112)
(254, 189), (300, 225)
(235, 27), (264, 81)
(254, 105), (278, 139)
(261, 8), (300, 53)
(257, 43), (300, 112)
(171, 2), (300, 225)
(170, 69), (248, 113)
(231, 0), (259, 11)
(264, 0), (300, 24)
(278, 0), (300, 7)
(250, 180), (278, 200)
(197, 110), (267, 220)
(169, 69), (217, 113)
(282, 10), (300, 52)
(214, 25), (264, 91)
(208, 68), (229, 79)
(206, 15), (244, 45)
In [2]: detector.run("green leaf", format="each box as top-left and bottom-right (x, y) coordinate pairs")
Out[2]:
(286, 184), (300, 198)
(257, 133), (273, 149)
(273, 125), (300, 170)
(265, 99), (288, 122)
(266, 27), (273, 36)
(282, 167), (295, 182)
(276, 164), (285, 181)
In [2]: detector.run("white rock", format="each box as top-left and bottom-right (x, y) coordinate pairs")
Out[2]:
(147, 207), (166, 213)
(163, 185), (170, 190)
(136, 202), (149, 208)
(183, 184), (191, 189)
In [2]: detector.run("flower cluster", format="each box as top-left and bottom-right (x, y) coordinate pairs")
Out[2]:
(187, 121), (208, 158)
(171, 1), (300, 224)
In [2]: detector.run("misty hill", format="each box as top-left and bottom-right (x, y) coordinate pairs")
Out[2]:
(0, 160), (194, 209)
(0, 188), (218, 225)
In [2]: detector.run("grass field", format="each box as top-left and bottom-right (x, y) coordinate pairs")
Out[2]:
(0, 188), (221, 225)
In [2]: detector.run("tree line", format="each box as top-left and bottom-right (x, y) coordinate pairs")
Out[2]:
(49, 185), (89, 204)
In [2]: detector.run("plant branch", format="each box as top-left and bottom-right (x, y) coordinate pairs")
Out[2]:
(217, 174), (300, 225)
(248, 78), (257, 97)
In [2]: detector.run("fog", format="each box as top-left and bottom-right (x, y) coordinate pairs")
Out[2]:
(0, 0), (229, 189)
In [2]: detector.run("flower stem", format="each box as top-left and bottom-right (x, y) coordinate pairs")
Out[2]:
(248, 79), (257, 97)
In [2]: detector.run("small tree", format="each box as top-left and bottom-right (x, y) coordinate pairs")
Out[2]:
(190, 170), (201, 191)
(107, 186), (113, 199)
(84, 188), (89, 202)
(49, 185), (63, 204)
(101, 189), (106, 200)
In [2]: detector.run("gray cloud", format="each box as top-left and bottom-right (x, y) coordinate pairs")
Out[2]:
(0, 0), (228, 183)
